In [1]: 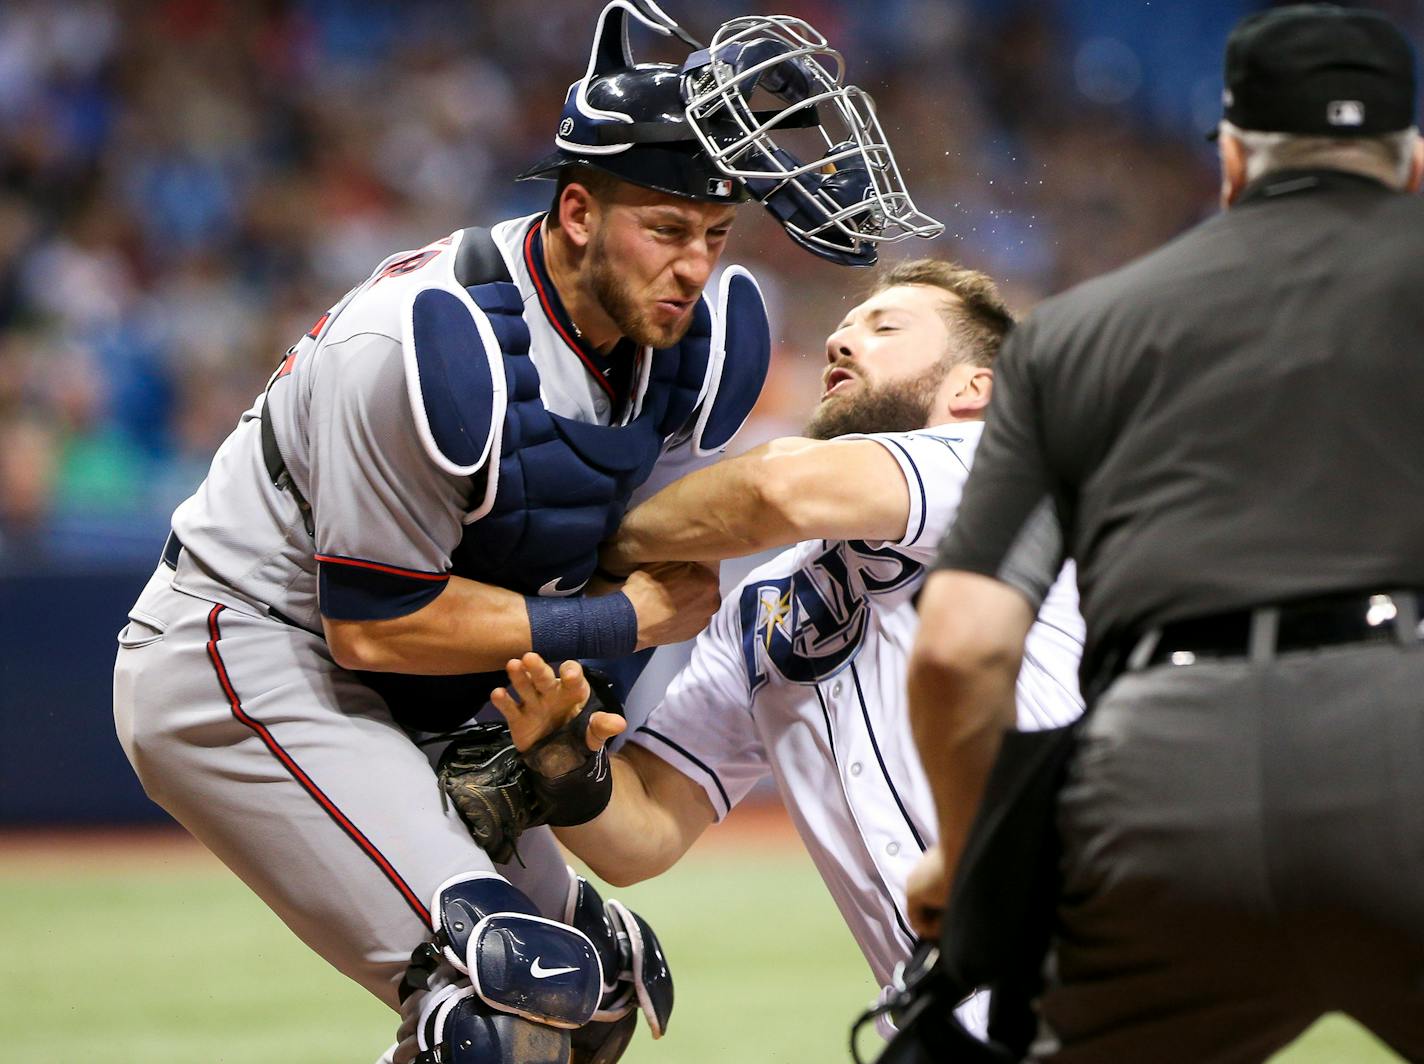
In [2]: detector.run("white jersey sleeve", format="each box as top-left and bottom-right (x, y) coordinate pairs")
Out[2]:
(1015, 560), (1086, 728)
(625, 591), (768, 821)
(844, 424), (984, 565)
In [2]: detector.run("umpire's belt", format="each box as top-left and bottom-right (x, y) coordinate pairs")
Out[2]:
(1118, 589), (1424, 675)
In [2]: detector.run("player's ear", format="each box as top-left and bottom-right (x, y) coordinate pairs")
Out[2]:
(1218, 129), (1248, 208)
(558, 181), (599, 249)
(1407, 135), (1424, 194)
(946, 364), (993, 419)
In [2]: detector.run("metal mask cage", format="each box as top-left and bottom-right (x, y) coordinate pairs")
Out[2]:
(680, 15), (943, 259)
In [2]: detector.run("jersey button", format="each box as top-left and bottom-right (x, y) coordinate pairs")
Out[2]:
(886, 842), (900, 857)
(849, 762), (863, 777)
(594, 397), (610, 417)
(831, 680), (843, 697)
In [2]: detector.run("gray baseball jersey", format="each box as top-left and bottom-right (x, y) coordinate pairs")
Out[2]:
(167, 216), (726, 632)
(114, 214), (761, 1010)
(626, 424), (1085, 997)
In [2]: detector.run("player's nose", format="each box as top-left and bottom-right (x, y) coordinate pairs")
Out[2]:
(673, 240), (716, 292)
(824, 328), (856, 363)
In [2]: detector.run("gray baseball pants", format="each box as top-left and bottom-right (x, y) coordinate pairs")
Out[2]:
(1036, 638), (1424, 1063)
(113, 565), (571, 1009)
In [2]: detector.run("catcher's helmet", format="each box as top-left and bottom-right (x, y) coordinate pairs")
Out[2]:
(518, 2), (747, 204)
(519, 1), (943, 266)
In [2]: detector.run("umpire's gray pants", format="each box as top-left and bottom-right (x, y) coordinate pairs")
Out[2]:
(1036, 639), (1424, 1063)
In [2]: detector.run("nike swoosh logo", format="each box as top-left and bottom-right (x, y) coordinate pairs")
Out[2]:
(530, 958), (580, 979)
(538, 574), (588, 597)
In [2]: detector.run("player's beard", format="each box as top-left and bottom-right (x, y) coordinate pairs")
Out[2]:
(589, 227), (695, 349)
(804, 359), (950, 440)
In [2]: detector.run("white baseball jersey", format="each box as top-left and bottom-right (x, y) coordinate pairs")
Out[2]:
(626, 423), (1085, 992)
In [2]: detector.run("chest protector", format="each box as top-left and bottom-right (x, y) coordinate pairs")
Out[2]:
(379, 226), (768, 729)
(451, 284), (710, 597)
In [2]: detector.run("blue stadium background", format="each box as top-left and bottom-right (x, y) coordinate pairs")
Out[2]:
(2, 0), (1414, 823)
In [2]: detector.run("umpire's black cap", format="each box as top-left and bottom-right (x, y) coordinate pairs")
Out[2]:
(1216, 3), (1417, 137)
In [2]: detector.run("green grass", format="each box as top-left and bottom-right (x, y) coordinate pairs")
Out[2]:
(0, 841), (1401, 1063)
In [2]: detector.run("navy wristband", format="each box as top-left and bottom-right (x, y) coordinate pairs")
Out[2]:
(526, 591), (638, 661)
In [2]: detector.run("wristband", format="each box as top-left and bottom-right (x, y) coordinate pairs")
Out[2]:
(526, 590), (638, 661)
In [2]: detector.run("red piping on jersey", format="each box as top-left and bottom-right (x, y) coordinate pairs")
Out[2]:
(203, 604), (431, 926)
(522, 221), (616, 400)
(315, 554), (450, 581)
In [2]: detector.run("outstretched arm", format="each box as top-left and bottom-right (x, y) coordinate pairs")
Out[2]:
(491, 654), (717, 887)
(602, 436), (913, 574)
(323, 563), (720, 674)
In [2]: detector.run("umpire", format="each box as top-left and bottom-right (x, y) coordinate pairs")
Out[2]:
(903, 5), (1424, 1062)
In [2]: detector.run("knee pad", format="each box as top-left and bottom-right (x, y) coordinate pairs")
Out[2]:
(415, 984), (569, 1064)
(563, 869), (674, 1040)
(569, 1010), (638, 1064)
(405, 871), (602, 1056)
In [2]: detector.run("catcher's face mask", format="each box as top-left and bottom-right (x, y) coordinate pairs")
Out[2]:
(680, 15), (943, 267)
(522, 2), (941, 267)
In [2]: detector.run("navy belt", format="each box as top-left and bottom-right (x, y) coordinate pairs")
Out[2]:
(1119, 589), (1424, 674)
(161, 530), (183, 570)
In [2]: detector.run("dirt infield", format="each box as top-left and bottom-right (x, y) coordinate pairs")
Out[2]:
(0, 797), (799, 877)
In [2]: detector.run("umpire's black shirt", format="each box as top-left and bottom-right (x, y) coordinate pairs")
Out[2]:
(937, 168), (1424, 686)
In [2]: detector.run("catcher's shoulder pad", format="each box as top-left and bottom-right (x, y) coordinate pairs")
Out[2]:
(400, 229), (524, 477)
(691, 265), (770, 456)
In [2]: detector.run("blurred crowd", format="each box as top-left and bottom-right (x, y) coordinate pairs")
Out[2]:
(6, 0), (1404, 566)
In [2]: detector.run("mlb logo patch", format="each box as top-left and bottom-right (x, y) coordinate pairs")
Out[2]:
(707, 178), (734, 198)
(1327, 100), (1366, 127)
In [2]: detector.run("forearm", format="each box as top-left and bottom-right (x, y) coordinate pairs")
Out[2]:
(907, 652), (1017, 877)
(555, 749), (711, 887)
(609, 443), (795, 569)
(323, 574), (532, 674)
(607, 437), (909, 571)
(908, 570), (1032, 881)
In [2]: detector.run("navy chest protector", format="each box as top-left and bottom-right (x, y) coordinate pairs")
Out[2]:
(369, 227), (769, 730)
(448, 284), (708, 597)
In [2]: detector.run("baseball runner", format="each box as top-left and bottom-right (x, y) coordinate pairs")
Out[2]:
(110, 4), (941, 1062)
(479, 259), (1084, 1043)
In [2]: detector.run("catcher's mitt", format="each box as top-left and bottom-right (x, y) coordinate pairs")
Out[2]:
(435, 721), (545, 865)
